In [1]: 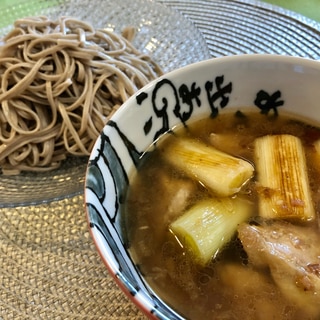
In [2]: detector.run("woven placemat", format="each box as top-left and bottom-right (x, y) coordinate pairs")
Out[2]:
(1, 0), (320, 319)
(0, 195), (147, 319)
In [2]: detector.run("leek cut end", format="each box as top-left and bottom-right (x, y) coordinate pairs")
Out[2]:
(170, 197), (253, 265)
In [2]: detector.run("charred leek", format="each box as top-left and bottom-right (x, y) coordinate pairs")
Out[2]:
(163, 138), (254, 196)
(254, 134), (315, 221)
(169, 197), (253, 265)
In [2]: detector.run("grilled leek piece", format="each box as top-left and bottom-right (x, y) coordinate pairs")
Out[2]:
(169, 197), (253, 265)
(163, 138), (254, 196)
(254, 134), (315, 221)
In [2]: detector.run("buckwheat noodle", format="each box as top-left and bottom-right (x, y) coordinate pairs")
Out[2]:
(0, 16), (163, 174)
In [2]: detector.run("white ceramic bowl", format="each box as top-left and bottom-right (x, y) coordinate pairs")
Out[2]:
(84, 54), (320, 319)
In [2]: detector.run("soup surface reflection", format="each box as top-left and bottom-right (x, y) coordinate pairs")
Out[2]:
(124, 110), (320, 320)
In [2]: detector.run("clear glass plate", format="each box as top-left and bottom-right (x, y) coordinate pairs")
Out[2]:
(0, 0), (210, 207)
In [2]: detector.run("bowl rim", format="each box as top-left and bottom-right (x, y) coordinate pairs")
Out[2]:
(105, 53), (320, 124)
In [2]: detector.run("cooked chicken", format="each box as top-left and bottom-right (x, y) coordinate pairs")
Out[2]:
(217, 263), (289, 320)
(129, 171), (197, 259)
(238, 221), (320, 318)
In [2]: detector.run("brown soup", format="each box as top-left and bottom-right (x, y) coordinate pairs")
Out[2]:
(123, 110), (320, 320)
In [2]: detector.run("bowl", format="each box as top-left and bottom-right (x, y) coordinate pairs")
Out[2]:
(84, 54), (320, 319)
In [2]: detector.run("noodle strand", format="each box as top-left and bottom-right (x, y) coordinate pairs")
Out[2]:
(0, 16), (163, 174)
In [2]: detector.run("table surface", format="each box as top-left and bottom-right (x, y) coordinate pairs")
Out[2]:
(0, 0), (319, 21)
(0, 1), (319, 319)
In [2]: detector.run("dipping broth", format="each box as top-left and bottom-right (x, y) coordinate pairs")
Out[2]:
(123, 110), (320, 320)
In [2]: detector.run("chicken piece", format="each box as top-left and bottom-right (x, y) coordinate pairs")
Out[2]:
(238, 221), (320, 318)
(128, 168), (198, 261)
(209, 132), (253, 159)
(217, 263), (289, 320)
(159, 174), (197, 222)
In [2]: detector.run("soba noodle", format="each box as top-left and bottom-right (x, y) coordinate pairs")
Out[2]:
(0, 16), (163, 174)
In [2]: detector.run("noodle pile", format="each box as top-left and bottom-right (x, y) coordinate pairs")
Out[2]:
(0, 16), (163, 174)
